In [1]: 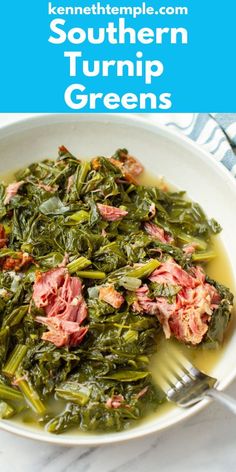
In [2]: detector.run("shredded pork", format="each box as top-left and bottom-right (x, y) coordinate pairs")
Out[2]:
(133, 259), (220, 345)
(33, 268), (88, 347)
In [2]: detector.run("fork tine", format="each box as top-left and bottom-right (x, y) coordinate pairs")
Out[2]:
(173, 351), (201, 381)
(156, 366), (173, 393)
(153, 342), (217, 407)
(156, 355), (190, 393)
(155, 343), (199, 394)
(165, 344), (202, 380)
(166, 344), (195, 371)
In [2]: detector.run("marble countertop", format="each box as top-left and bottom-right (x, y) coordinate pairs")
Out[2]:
(0, 114), (235, 472)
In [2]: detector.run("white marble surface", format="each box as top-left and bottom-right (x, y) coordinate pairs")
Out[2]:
(0, 113), (236, 472)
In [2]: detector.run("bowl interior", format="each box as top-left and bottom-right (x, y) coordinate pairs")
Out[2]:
(0, 114), (235, 445)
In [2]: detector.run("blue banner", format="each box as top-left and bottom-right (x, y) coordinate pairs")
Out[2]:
(0, 0), (235, 112)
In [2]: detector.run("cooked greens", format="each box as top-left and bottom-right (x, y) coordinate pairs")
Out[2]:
(0, 147), (233, 434)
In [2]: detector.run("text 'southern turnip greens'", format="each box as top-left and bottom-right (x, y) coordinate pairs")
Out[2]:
(0, 148), (233, 434)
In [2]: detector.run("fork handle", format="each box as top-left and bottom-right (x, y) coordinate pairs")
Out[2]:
(205, 388), (236, 414)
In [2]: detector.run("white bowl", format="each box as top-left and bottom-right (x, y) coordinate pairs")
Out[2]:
(0, 114), (235, 446)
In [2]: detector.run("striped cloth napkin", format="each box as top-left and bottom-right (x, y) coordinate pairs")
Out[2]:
(146, 113), (236, 179)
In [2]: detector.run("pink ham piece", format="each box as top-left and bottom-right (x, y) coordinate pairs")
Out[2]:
(133, 285), (171, 338)
(32, 268), (66, 309)
(97, 203), (128, 222)
(133, 285), (160, 316)
(136, 386), (149, 399)
(149, 259), (195, 287)
(32, 268), (88, 348)
(144, 222), (174, 244)
(99, 285), (124, 309)
(45, 274), (88, 324)
(58, 253), (69, 268)
(37, 182), (58, 193)
(133, 259), (220, 345)
(110, 154), (144, 185)
(106, 394), (125, 409)
(4, 181), (24, 205)
(183, 243), (198, 255)
(67, 175), (74, 192)
(36, 317), (88, 348)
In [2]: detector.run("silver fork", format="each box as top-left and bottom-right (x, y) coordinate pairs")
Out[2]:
(157, 345), (236, 414)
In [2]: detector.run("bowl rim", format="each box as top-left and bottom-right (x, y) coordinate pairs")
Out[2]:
(0, 113), (236, 446)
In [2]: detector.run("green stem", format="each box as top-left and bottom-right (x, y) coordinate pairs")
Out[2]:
(128, 259), (160, 278)
(0, 382), (23, 402)
(3, 305), (29, 328)
(0, 401), (15, 419)
(67, 256), (91, 273)
(0, 249), (20, 259)
(176, 232), (208, 250)
(3, 345), (28, 378)
(76, 270), (106, 279)
(15, 374), (46, 416)
(192, 251), (216, 263)
(126, 184), (136, 194)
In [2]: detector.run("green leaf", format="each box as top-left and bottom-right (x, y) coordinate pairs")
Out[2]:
(35, 252), (64, 268)
(67, 210), (89, 224)
(56, 383), (90, 405)
(103, 370), (149, 382)
(150, 282), (181, 299)
(39, 196), (68, 215)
